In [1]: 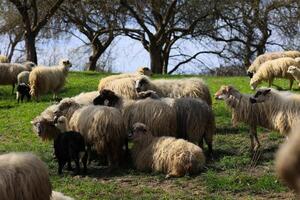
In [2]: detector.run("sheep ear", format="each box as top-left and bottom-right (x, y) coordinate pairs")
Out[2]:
(263, 89), (271, 95)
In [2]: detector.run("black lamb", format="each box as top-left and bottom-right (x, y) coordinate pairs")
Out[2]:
(16, 83), (31, 103)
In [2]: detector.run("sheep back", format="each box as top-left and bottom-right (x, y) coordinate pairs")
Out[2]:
(123, 98), (177, 136)
(0, 152), (52, 200)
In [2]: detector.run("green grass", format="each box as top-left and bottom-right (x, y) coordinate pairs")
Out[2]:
(0, 71), (297, 199)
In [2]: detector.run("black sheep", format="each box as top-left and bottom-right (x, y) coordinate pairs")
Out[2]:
(54, 131), (87, 175)
(16, 83), (31, 103)
(93, 89), (121, 107)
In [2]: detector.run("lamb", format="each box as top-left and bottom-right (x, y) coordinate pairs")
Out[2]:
(0, 152), (52, 200)
(98, 67), (152, 91)
(250, 87), (300, 134)
(0, 61), (35, 94)
(95, 89), (215, 157)
(53, 99), (126, 169)
(287, 66), (300, 87)
(247, 50), (300, 78)
(249, 57), (300, 90)
(29, 59), (72, 101)
(16, 83), (31, 103)
(129, 123), (206, 178)
(31, 91), (99, 140)
(0, 54), (9, 63)
(275, 123), (300, 195)
(54, 116), (87, 175)
(214, 85), (276, 151)
(135, 76), (212, 106)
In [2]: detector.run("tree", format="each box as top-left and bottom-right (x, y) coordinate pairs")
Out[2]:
(120, 0), (217, 74)
(59, 0), (121, 71)
(8, 0), (65, 64)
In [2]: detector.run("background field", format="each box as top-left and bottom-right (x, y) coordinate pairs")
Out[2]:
(0, 72), (297, 200)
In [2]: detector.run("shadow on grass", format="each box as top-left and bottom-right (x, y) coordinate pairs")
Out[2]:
(216, 127), (249, 135)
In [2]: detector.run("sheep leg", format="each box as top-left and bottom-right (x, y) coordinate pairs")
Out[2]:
(250, 126), (260, 151)
(289, 79), (294, 90)
(58, 160), (66, 174)
(21, 94), (24, 103)
(82, 152), (88, 173)
(73, 157), (80, 175)
(67, 160), (73, 171)
(204, 133), (213, 159)
(87, 145), (92, 165)
(268, 79), (273, 88)
(11, 83), (15, 95)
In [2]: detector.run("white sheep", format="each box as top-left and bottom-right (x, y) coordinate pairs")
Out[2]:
(29, 59), (72, 100)
(0, 61), (35, 94)
(250, 87), (300, 135)
(52, 99), (126, 169)
(275, 123), (300, 195)
(98, 67), (152, 91)
(0, 54), (9, 63)
(17, 71), (30, 85)
(287, 65), (300, 87)
(135, 76), (212, 106)
(130, 122), (206, 178)
(31, 91), (98, 140)
(215, 85), (278, 151)
(250, 57), (300, 90)
(0, 152), (52, 200)
(247, 50), (300, 78)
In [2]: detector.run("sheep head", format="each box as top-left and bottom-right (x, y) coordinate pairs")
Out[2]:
(287, 66), (298, 75)
(54, 116), (68, 133)
(31, 117), (60, 140)
(250, 88), (271, 104)
(137, 67), (153, 76)
(59, 59), (72, 69)
(135, 77), (150, 93)
(214, 85), (237, 100)
(246, 70), (254, 78)
(23, 61), (36, 70)
(128, 122), (150, 141)
(53, 98), (80, 120)
(137, 90), (160, 99)
(93, 89), (121, 107)
(249, 77), (261, 90)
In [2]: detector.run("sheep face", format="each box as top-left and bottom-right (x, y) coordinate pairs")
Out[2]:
(250, 88), (271, 104)
(129, 122), (149, 141)
(214, 85), (234, 100)
(54, 116), (68, 132)
(250, 78), (261, 90)
(31, 118), (60, 140)
(23, 61), (36, 69)
(139, 67), (153, 76)
(60, 59), (72, 68)
(137, 90), (160, 99)
(287, 66), (297, 74)
(135, 77), (150, 93)
(247, 70), (254, 78)
(53, 99), (78, 118)
(93, 89), (120, 106)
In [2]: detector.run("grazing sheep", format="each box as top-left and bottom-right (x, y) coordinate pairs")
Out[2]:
(215, 85), (275, 151)
(0, 54), (9, 63)
(129, 123), (205, 178)
(54, 116), (87, 175)
(250, 87), (300, 134)
(0, 61), (36, 94)
(51, 191), (74, 200)
(16, 83), (31, 103)
(249, 57), (300, 90)
(17, 71), (30, 85)
(287, 66), (300, 87)
(275, 123), (300, 194)
(135, 76), (212, 106)
(0, 152), (52, 200)
(247, 51), (300, 78)
(29, 59), (72, 101)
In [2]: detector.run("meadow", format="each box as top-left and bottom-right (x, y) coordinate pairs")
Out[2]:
(0, 71), (297, 199)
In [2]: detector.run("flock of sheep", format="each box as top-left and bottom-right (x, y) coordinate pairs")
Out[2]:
(1, 49), (300, 199)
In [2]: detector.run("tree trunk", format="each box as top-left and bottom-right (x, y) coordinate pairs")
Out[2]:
(149, 45), (164, 74)
(86, 45), (102, 71)
(25, 32), (37, 64)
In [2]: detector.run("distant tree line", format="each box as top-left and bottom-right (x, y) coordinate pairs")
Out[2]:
(0, 0), (300, 74)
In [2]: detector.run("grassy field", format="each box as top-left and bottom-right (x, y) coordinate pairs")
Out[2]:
(0, 71), (297, 199)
